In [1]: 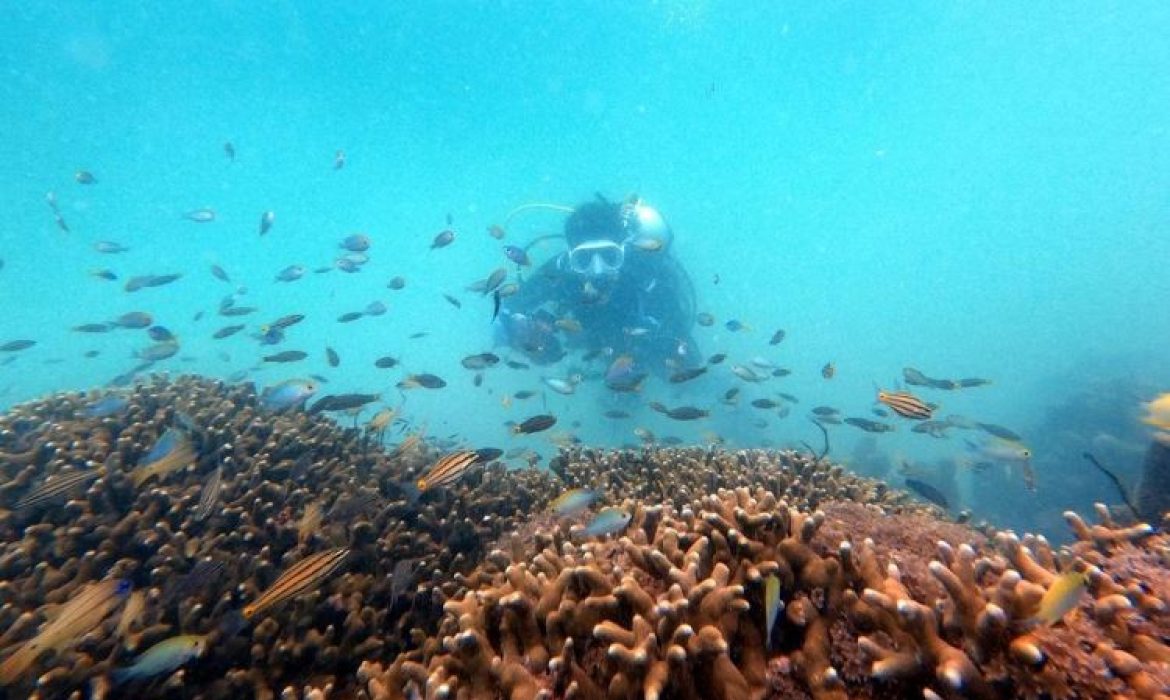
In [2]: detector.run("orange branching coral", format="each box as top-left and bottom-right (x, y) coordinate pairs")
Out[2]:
(365, 490), (1170, 700)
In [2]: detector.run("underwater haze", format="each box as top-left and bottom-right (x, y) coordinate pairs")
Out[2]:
(1, 1), (1168, 540)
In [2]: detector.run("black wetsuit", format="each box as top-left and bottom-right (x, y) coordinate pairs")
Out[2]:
(499, 244), (701, 376)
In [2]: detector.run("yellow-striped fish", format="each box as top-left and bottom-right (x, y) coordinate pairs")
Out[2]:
(877, 390), (933, 420)
(416, 451), (480, 493)
(243, 547), (350, 619)
(14, 468), (103, 511)
(1031, 571), (1087, 625)
(765, 574), (781, 650)
(0, 578), (131, 683)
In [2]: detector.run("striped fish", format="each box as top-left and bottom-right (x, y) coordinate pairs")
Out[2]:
(0, 578), (131, 683)
(15, 469), (102, 511)
(416, 451), (480, 493)
(242, 547), (350, 619)
(194, 466), (223, 521)
(131, 430), (197, 488)
(877, 390), (933, 420)
(114, 590), (145, 641)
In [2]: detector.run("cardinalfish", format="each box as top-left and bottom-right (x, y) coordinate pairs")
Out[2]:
(242, 548), (350, 620)
(194, 466), (223, 521)
(14, 468), (103, 512)
(877, 389), (933, 420)
(549, 488), (599, 517)
(1030, 571), (1088, 626)
(0, 578), (131, 684)
(414, 451), (481, 495)
(130, 428), (197, 488)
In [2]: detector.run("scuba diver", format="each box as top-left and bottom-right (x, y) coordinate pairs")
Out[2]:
(494, 194), (701, 378)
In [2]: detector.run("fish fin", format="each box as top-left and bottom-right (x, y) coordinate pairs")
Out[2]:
(217, 610), (249, 638)
(129, 469), (149, 489)
(396, 481), (421, 505)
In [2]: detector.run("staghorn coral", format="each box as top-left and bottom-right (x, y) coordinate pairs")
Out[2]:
(364, 489), (1170, 700)
(548, 446), (924, 515)
(0, 374), (560, 698)
(3, 376), (1169, 699)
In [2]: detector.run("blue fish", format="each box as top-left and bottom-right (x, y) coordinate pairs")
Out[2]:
(142, 428), (184, 465)
(549, 488), (599, 517)
(146, 326), (176, 342)
(260, 379), (318, 411)
(257, 327), (285, 345)
(111, 634), (206, 684)
(503, 245), (530, 266)
(582, 507), (631, 537)
(84, 396), (128, 418)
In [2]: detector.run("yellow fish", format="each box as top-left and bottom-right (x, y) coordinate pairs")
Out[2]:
(368, 407), (396, 432)
(1031, 571), (1087, 625)
(1141, 393), (1170, 430)
(765, 574), (781, 650)
(555, 318), (582, 333)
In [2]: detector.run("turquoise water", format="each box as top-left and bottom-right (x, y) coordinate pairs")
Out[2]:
(1, 2), (1168, 539)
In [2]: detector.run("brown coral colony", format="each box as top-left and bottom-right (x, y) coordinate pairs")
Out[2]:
(0, 375), (1167, 699)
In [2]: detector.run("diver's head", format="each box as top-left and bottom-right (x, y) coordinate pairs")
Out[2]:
(562, 200), (627, 284)
(560, 197), (672, 282)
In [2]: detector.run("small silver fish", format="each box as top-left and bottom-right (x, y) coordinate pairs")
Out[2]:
(184, 208), (216, 223)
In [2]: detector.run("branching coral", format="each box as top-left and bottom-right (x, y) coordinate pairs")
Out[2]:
(365, 490), (1170, 700)
(0, 375), (559, 698)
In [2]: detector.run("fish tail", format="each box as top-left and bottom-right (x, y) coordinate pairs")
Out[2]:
(110, 666), (135, 685)
(129, 469), (149, 489)
(397, 481), (421, 505)
(0, 646), (37, 685)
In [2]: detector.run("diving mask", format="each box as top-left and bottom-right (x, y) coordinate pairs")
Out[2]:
(566, 239), (626, 276)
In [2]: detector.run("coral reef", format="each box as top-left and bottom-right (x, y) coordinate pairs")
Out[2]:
(548, 446), (921, 515)
(2, 375), (1168, 699)
(0, 375), (558, 698)
(362, 489), (1170, 699)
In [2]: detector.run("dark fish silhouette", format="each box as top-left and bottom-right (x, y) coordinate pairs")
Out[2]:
(904, 478), (949, 510)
